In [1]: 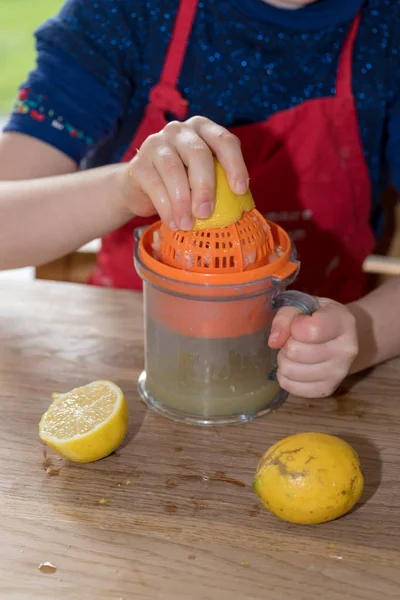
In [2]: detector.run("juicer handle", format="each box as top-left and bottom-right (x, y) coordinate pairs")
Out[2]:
(268, 291), (320, 383)
(272, 290), (320, 315)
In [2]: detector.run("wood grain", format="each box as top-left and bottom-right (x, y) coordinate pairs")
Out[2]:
(0, 281), (399, 600)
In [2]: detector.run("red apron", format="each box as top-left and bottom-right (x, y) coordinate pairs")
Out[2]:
(89, 0), (374, 304)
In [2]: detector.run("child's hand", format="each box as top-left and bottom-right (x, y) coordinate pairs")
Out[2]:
(124, 117), (248, 229)
(268, 299), (358, 398)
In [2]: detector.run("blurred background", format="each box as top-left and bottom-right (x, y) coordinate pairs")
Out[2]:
(0, 1), (63, 116)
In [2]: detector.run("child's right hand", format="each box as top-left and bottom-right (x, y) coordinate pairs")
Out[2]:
(124, 117), (249, 230)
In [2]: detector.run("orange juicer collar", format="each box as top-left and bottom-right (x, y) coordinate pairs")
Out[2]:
(138, 208), (298, 290)
(136, 210), (299, 338)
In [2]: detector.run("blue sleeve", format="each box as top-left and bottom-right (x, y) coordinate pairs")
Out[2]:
(385, 8), (400, 192)
(3, 0), (134, 164)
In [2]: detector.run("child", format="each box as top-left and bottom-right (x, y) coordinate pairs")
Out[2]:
(3, 0), (400, 299)
(1, 138), (400, 400)
(1, 0), (400, 395)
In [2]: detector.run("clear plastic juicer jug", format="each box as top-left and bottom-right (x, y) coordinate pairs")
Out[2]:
(134, 211), (318, 425)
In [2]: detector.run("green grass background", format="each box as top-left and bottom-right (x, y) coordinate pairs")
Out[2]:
(0, 0), (63, 114)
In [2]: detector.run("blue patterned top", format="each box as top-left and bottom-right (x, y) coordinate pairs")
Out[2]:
(4, 0), (400, 232)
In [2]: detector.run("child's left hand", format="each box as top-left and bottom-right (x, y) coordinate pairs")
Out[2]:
(268, 299), (358, 398)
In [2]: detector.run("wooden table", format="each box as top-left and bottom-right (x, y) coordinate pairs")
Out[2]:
(1, 281), (399, 600)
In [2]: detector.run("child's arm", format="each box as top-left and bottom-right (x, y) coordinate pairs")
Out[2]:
(3, 116), (400, 399)
(0, 163), (132, 270)
(348, 276), (400, 373)
(0, 116), (246, 270)
(0, 132), (77, 181)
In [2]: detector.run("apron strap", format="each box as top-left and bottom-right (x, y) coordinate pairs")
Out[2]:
(335, 12), (362, 98)
(148, 0), (199, 119)
(122, 0), (199, 161)
(161, 0), (199, 87)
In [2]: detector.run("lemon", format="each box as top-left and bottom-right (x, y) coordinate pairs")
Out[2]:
(193, 159), (255, 230)
(253, 433), (364, 525)
(39, 380), (129, 463)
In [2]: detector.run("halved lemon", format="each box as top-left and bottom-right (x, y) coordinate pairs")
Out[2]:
(39, 380), (129, 463)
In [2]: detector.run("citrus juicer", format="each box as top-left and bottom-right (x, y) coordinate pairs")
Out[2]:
(134, 170), (319, 426)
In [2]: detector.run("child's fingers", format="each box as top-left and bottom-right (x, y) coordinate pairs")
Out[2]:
(268, 306), (305, 349)
(135, 117), (248, 228)
(277, 375), (337, 399)
(129, 159), (173, 226)
(152, 144), (192, 230)
(277, 353), (340, 383)
(279, 338), (333, 364)
(272, 301), (358, 399)
(173, 128), (216, 220)
(190, 117), (249, 194)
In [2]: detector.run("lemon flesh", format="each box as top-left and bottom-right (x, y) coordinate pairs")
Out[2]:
(253, 432), (364, 525)
(39, 380), (129, 463)
(192, 159), (255, 230)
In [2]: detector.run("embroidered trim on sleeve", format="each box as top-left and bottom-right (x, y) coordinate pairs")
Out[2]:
(12, 87), (94, 146)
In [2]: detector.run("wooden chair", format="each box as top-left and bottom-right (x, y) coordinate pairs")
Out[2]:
(36, 191), (400, 284)
(35, 244), (400, 284)
(35, 240), (99, 284)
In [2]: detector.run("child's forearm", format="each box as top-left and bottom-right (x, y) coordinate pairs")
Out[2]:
(0, 164), (133, 270)
(348, 276), (400, 373)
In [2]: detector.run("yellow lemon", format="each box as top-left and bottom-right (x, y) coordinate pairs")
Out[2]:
(253, 433), (364, 525)
(39, 380), (129, 463)
(193, 159), (255, 230)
